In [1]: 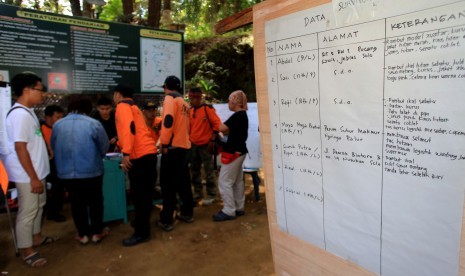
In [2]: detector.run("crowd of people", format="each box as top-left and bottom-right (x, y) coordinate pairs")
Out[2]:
(0, 73), (250, 268)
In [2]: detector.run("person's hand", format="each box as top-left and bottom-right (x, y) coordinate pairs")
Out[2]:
(120, 155), (133, 172)
(30, 178), (44, 194)
(110, 137), (117, 145)
(161, 147), (168, 155)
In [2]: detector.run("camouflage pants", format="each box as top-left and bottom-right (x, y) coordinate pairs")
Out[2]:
(189, 143), (217, 200)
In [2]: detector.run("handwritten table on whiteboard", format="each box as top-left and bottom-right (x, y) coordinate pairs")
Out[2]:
(265, 1), (465, 275)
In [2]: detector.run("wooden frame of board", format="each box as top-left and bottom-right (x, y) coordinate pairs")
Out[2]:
(252, 0), (465, 275)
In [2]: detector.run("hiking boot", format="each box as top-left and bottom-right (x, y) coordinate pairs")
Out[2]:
(122, 235), (151, 247)
(235, 210), (245, 217)
(157, 221), (174, 232)
(176, 212), (194, 223)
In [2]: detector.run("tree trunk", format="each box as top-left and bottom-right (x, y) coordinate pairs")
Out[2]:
(233, 0), (242, 13)
(163, 0), (170, 10)
(148, 0), (162, 28)
(69, 0), (83, 17)
(33, 0), (40, 10)
(209, 0), (225, 33)
(83, 1), (94, 18)
(122, 0), (134, 23)
(160, 0), (171, 29)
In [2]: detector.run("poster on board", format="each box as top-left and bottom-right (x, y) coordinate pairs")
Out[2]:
(265, 0), (465, 275)
(0, 4), (183, 94)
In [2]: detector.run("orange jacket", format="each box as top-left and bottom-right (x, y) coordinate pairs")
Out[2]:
(0, 160), (8, 194)
(160, 92), (191, 149)
(115, 99), (157, 159)
(151, 117), (163, 144)
(41, 124), (52, 148)
(189, 104), (221, 145)
(146, 117), (162, 153)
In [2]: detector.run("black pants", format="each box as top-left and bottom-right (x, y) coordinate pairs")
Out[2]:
(46, 159), (65, 217)
(160, 148), (194, 224)
(63, 175), (104, 237)
(128, 154), (157, 238)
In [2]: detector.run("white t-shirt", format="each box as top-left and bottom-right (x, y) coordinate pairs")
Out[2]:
(3, 103), (50, 182)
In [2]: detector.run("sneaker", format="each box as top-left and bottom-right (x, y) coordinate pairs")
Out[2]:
(157, 221), (174, 232)
(75, 235), (89, 245)
(212, 211), (235, 221)
(92, 228), (110, 243)
(202, 198), (215, 206)
(235, 210), (245, 217)
(176, 212), (194, 223)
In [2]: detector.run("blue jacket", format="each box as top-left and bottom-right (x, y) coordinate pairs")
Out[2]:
(51, 113), (109, 179)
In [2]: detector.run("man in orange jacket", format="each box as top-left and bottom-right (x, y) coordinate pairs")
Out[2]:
(157, 76), (194, 232)
(188, 88), (221, 205)
(113, 84), (157, 246)
(40, 105), (66, 222)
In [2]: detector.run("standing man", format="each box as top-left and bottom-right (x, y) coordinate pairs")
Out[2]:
(93, 97), (118, 152)
(3, 73), (51, 267)
(142, 101), (162, 145)
(157, 76), (194, 232)
(113, 84), (157, 246)
(41, 105), (66, 222)
(188, 88), (221, 205)
(51, 96), (109, 244)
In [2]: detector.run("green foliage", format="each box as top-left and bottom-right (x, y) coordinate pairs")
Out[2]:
(98, 0), (123, 22)
(186, 58), (229, 102)
(185, 35), (256, 103)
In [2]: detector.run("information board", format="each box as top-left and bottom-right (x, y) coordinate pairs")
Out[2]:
(0, 4), (183, 93)
(265, 0), (465, 275)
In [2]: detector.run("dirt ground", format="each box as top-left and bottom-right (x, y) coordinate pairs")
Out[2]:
(0, 175), (274, 276)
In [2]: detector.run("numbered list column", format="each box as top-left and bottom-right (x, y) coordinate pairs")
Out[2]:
(265, 41), (287, 230)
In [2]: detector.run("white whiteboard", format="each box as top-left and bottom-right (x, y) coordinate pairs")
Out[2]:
(265, 0), (465, 275)
(214, 103), (262, 169)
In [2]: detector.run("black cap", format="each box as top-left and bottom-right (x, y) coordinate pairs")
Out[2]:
(161, 75), (181, 91)
(143, 101), (157, 109)
(113, 84), (133, 97)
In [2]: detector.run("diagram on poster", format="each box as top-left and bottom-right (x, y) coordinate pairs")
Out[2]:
(140, 38), (182, 92)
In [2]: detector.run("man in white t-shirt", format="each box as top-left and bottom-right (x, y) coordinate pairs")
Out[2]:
(3, 73), (51, 268)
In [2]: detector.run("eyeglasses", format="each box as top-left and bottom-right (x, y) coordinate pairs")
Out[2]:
(31, 87), (47, 93)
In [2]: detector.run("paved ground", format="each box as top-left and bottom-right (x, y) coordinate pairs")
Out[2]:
(0, 177), (274, 276)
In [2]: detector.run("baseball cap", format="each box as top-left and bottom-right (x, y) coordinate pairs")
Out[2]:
(143, 101), (157, 109)
(113, 84), (133, 97)
(161, 76), (181, 91)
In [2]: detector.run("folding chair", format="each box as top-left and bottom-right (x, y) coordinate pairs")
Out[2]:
(0, 160), (19, 256)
